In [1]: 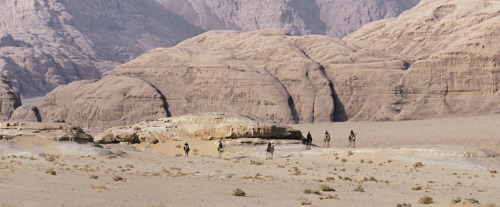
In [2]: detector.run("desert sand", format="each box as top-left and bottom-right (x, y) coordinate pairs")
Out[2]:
(1, 114), (499, 207)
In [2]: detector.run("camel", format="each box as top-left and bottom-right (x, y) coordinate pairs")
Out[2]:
(306, 132), (313, 150)
(183, 142), (190, 157)
(348, 130), (356, 148)
(217, 140), (224, 159)
(323, 131), (331, 148)
(266, 142), (274, 159)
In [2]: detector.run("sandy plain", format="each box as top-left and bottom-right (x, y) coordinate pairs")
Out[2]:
(1, 114), (499, 207)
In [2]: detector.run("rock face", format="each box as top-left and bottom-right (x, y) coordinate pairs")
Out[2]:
(38, 29), (410, 129)
(0, 122), (93, 142)
(0, 75), (21, 121)
(345, 0), (500, 119)
(0, 0), (418, 98)
(94, 113), (303, 144)
(38, 76), (169, 130)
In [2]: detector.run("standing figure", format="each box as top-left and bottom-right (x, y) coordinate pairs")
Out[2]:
(323, 131), (331, 148)
(183, 142), (190, 157)
(266, 142), (274, 159)
(348, 130), (356, 148)
(217, 140), (225, 159)
(306, 132), (313, 150)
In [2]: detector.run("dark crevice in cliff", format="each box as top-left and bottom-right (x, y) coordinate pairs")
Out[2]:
(148, 83), (172, 117)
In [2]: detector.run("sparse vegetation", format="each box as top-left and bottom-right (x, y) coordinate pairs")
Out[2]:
(451, 197), (461, 204)
(319, 195), (337, 200)
(303, 189), (321, 195)
(45, 168), (56, 175)
(320, 184), (335, 192)
(325, 176), (335, 181)
(45, 155), (56, 162)
(341, 158), (347, 163)
(298, 197), (312, 205)
(250, 160), (264, 165)
(396, 203), (412, 207)
(413, 162), (424, 169)
(289, 167), (302, 176)
(354, 186), (364, 192)
(232, 188), (246, 196)
(113, 175), (124, 182)
(411, 186), (422, 191)
(90, 175), (99, 179)
(419, 196), (433, 204)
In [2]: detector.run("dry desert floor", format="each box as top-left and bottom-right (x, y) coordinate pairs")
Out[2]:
(1, 114), (500, 207)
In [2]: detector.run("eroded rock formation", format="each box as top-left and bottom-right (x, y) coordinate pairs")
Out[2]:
(38, 29), (411, 129)
(94, 112), (303, 144)
(0, 122), (93, 142)
(0, 75), (21, 121)
(38, 76), (169, 130)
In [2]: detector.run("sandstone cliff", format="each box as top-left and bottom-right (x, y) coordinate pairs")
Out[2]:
(37, 29), (410, 129)
(345, 0), (500, 119)
(94, 113), (302, 144)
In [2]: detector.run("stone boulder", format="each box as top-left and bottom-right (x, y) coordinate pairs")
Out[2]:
(94, 113), (303, 144)
(0, 122), (93, 143)
(10, 106), (42, 122)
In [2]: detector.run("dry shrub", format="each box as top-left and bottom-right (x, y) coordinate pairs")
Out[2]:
(354, 186), (364, 192)
(45, 168), (56, 175)
(298, 197), (312, 205)
(413, 162), (424, 169)
(289, 167), (302, 176)
(396, 203), (412, 207)
(347, 151), (353, 156)
(419, 196), (433, 204)
(411, 186), (422, 191)
(320, 184), (335, 192)
(319, 195), (337, 200)
(232, 188), (246, 196)
(45, 155), (56, 162)
(250, 160), (264, 165)
(90, 175), (99, 179)
(340, 158), (347, 163)
(113, 175), (124, 182)
(325, 176), (335, 181)
(175, 144), (182, 148)
(451, 197), (461, 204)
